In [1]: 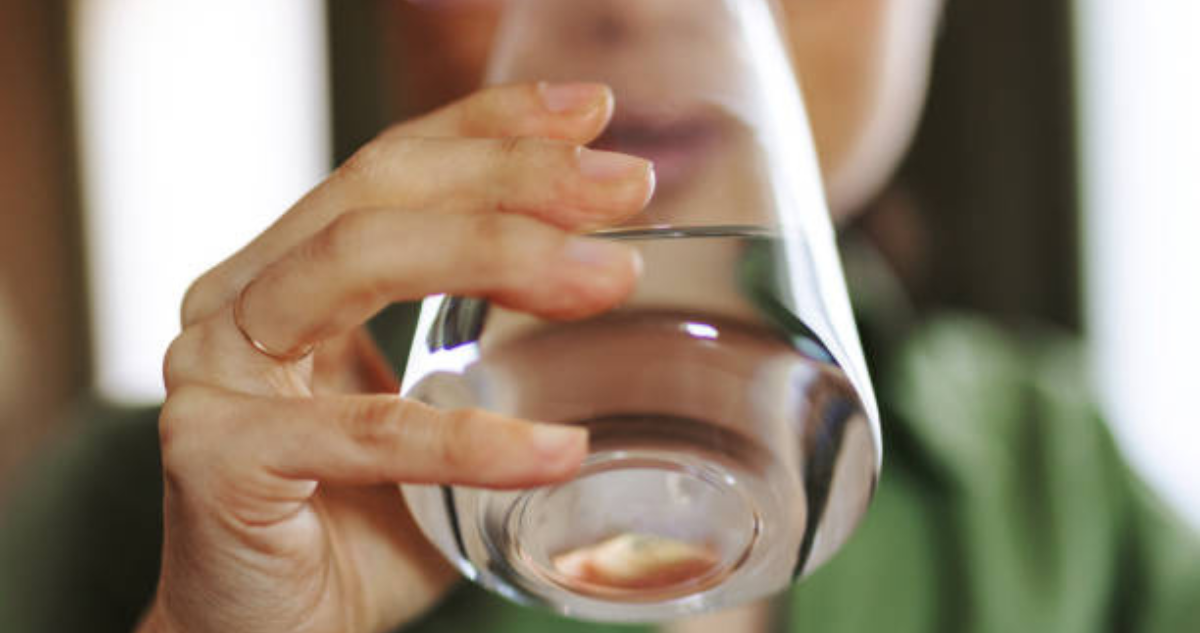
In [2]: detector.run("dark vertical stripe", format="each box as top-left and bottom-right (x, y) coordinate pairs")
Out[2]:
(898, 0), (1081, 330)
(791, 399), (854, 579)
(441, 485), (469, 561)
(324, 0), (387, 165)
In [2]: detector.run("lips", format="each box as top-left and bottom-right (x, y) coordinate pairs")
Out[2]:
(592, 106), (725, 191)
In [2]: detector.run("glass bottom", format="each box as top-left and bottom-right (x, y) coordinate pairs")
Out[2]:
(508, 448), (761, 602)
(405, 413), (806, 622)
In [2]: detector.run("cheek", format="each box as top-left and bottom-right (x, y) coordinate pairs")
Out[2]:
(780, 0), (941, 216)
(781, 0), (890, 182)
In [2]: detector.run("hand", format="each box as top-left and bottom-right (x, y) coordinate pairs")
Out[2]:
(140, 82), (655, 633)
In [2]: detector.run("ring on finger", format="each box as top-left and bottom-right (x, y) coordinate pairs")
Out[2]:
(232, 279), (317, 363)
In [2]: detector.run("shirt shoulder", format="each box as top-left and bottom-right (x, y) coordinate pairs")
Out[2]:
(886, 312), (1100, 481)
(879, 312), (1200, 632)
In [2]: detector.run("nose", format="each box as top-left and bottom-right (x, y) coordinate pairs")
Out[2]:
(563, 0), (694, 50)
(589, 9), (630, 46)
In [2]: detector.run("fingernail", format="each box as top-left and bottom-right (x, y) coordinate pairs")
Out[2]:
(531, 424), (587, 455)
(539, 82), (604, 114)
(563, 237), (639, 271)
(579, 148), (650, 181)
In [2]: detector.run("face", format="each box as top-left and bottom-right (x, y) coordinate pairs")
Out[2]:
(385, 0), (942, 219)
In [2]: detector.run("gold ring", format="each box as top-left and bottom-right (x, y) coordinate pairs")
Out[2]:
(232, 280), (316, 363)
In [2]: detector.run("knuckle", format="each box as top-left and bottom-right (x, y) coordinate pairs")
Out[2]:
(309, 209), (396, 305)
(495, 135), (531, 162)
(305, 208), (373, 270)
(345, 398), (400, 447)
(336, 136), (396, 182)
(466, 214), (539, 283)
(162, 310), (243, 393)
(158, 386), (215, 473)
(162, 329), (199, 391)
(180, 272), (220, 327)
(341, 399), (407, 483)
(439, 408), (484, 471)
(532, 137), (578, 164)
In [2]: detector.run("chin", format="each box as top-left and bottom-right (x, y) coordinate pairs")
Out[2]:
(824, 155), (900, 225)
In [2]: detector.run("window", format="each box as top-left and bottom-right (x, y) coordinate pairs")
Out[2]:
(1076, 1), (1200, 526)
(72, 0), (331, 401)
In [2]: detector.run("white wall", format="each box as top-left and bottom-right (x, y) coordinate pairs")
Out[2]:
(72, 0), (332, 402)
(1075, 1), (1200, 527)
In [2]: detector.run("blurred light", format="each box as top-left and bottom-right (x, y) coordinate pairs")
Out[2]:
(403, 296), (481, 379)
(72, 0), (331, 402)
(1076, 2), (1200, 527)
(683, 322), (720, 340)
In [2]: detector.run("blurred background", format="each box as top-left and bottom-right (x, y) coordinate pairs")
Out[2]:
(0, 0), (1197, 529)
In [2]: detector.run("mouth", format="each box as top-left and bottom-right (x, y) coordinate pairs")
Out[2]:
(592, 105), (726, 191)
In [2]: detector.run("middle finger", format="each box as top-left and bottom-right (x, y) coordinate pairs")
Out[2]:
(332, 135), (656, 229)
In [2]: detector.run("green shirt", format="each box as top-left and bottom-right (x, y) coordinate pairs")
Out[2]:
(3, 287), (1198, 632)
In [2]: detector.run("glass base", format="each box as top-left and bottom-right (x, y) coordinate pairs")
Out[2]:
(507, 449), (760, 601)
(404, 414), (806, 622)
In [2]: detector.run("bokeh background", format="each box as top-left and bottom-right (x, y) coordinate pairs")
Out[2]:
(1, 0), (1197, 529)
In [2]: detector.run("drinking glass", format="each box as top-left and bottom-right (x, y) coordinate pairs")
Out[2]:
(400, 0), (881, 622)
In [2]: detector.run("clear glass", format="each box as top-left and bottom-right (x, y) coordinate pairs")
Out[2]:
(400, 0), (881, 622)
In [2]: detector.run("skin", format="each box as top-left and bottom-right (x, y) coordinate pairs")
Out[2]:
(388, 0), (942, 217)
(139, 1), (942, 632)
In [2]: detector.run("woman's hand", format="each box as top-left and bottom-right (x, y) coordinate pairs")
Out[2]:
(139, 82), (654, 633)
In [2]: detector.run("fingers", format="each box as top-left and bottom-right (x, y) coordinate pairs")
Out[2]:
(181, 83), (631, 326)
(237, 210), (641, 356)
(332, 136), (655, 231)
(160, 386), (588, 500)
(384, 82), (614, 143)
(183, 136), (653, 327)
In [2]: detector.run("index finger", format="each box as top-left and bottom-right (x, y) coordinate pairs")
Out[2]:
(385, 82), (614, 142)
